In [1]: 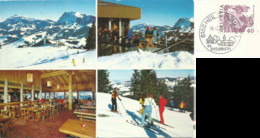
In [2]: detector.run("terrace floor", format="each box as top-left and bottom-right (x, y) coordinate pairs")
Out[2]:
(5, 110), (78, 138)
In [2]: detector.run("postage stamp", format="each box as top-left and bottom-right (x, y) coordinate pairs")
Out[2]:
(199, 5), (255, 54)
(220, 5), (255, 33)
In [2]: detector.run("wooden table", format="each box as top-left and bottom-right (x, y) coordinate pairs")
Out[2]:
(59, 119), (96, 138)
(74, 109), (96, 121)
(79, 106), (96, 110)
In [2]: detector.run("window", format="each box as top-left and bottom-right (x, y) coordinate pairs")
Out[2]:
(46, 93), (49, 99)
(50, 92), (54, 99)
(55, 92), (64, 99)
(65, 92), (77, 99)
(42, 93), (45, 98)
(79, 91), (92, 100)
(25, 93), (31, 99)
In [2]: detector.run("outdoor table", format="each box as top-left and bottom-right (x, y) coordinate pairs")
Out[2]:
(59, 119), (96, 138)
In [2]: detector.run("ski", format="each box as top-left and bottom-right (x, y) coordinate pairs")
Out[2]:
(126, 120), (163, 132)
(107, 110), (122, 114)
(153, 120), (174, 128)
(160, 123), (174, 128)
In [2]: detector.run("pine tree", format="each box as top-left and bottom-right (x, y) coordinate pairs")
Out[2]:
(98, 70), (112, 93)
(130, 70), (142, 100)
(172, 75), (194, 112)
(130, 70), (173, 105)
(157, 79), (170, 105)
(85, 21), (96, 50)
(140, 70), (157, 99)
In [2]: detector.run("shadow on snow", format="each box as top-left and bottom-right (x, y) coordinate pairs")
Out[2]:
(16, 50), (87, 68)
(126, 110), (172, 138)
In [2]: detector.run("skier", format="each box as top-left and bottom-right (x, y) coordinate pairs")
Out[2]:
(170, 100), (174, 110)
(140, 93), (156, 128)
(139, 95), (154, 125)
(159, 94), (167, 124)
(111, 88), (121, 112)
(180, 100), (186, 112)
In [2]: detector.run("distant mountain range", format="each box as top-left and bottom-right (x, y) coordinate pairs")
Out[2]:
(130, 18), (194, 34)
(0, 12), (95, 47)
(111, 76), (195, 93)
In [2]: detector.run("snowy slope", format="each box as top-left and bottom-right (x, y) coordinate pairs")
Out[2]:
(0, 46), (96, 69)
(97, 92), (195, 137)
(98, 50), (194, 69)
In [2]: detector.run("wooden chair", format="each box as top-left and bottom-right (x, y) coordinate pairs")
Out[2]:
(7, 106), (16, 119)
(20, 108), (27, 119)
(51, 105), (55, 115)
(26, 109), (34, 120)
(64, 103), (68, 110)
(0, 110), (7, 115)
(35, 111), (41, 122)
(6, 106), (11, 114)
(9, 111), (15, 119)
(41, 108), (49, 121)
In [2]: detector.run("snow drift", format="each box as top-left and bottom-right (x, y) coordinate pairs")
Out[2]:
(98, 50), (194, 69)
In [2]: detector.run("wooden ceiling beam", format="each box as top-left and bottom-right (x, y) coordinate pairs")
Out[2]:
(40, 71), (68, 79)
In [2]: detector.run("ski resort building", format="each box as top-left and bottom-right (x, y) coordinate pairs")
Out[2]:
(0, 70), (96, 137)
(98, 0), (141, 38)
(31, 36), (53, 47)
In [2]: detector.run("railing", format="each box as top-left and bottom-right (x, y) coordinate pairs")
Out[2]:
(0, 100), (40, 107)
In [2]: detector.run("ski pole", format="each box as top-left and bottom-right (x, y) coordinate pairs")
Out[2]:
(154, 105), (161, 128)
(119, 99), (127, 113)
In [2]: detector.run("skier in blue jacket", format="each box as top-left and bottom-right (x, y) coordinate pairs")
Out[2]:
(170, 100), (174, 110)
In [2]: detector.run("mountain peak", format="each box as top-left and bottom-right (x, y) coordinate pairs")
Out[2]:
(56, 11), (86, 25)
(173, 17), (194, 32)
(75, 12), (83, 18)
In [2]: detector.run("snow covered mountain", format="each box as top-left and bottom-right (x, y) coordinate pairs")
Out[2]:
(56, 12), (95, 26)
(0, 12), (95, 46)
(111, 80), (131, 93)
(130, 23), (174, 33)
(0, 15), (54, 36)
(130, 17), (194, 33)
(109, 77), (194, 94)
(173, 18), (194, 32)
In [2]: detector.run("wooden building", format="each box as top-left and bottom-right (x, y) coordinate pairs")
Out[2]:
(98, 0), (141, 38)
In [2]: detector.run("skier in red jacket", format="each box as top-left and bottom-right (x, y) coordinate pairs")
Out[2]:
(159, 94), (167, 124)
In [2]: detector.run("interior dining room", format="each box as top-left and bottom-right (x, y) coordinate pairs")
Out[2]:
(0, 70), (96, 138)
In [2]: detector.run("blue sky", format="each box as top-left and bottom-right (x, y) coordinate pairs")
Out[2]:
(102, 0), (194, 27)
(0, 0), (96, 22)
(108, 70), (195, 82)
